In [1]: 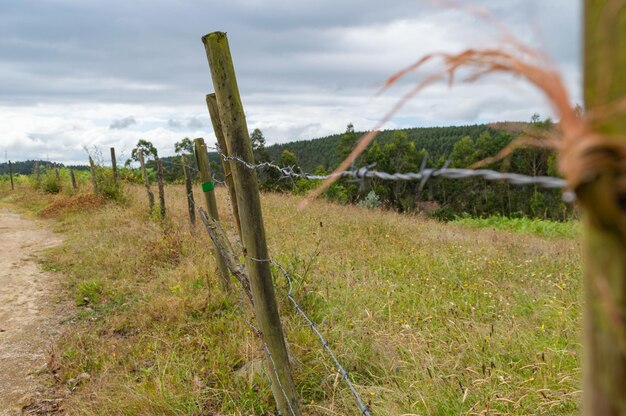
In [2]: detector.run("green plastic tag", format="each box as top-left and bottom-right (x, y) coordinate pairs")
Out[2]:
(202, 181), (215, 192)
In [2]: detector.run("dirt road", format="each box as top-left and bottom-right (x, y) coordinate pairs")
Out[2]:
(0, 209), (66, 415)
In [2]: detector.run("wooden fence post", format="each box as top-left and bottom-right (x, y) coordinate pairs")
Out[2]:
(206, 93), (242, 237)
(55, 168), (61, 182)
(580, 2), (626, 414)
(8, 160), (14, 190)
(156, 159), (166, 217)
(194, 137), (231, 292)
(34, 162), (40, 186)
(202, 31), (301, 415)
(88, 156), (98, 193)
(181, 154), (196, 227)
(111, 147), (118, 185)
(70, 168), (77, 192)
(138, 150), (155, 211)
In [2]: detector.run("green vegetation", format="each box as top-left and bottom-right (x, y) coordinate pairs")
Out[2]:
(0, 182), (582, 415)
(213, 120), (572, 221)
(451, 214), (581, 238)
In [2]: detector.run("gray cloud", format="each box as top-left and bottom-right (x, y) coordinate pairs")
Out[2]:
(0, 0), (582, 164)
(187, 117), (204, 129)
(109, 116), (137, 130)
(167, 119), (182, 129)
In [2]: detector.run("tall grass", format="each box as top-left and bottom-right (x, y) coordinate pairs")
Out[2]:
(1, 184), (582, 415)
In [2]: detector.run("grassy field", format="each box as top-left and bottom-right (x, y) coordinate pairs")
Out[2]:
(0, 180), (582, 415)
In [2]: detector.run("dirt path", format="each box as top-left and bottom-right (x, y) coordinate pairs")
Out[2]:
(0, 209), (66, 415)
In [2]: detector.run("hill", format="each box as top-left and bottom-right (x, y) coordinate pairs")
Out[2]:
(0, 161), (89, 175)
(264, 124), (523, 172)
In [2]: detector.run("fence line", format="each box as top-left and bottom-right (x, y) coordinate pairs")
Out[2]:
(14, 143), (579, 414)
(216, 148), (575, 201)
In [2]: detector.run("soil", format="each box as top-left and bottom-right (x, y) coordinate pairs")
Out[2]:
(0, 209), (68, 415)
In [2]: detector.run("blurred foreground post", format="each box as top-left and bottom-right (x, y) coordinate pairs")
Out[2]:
(581, 1), (626, 414)
(194, 137), (231, 292)
(138, 150), (155, 212)
(202, 31), (301, 416)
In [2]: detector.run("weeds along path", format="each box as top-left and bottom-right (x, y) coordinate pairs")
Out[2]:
(0, 209), (66, 415)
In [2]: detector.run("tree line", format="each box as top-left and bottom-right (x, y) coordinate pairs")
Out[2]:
(3, 117), (573, 221)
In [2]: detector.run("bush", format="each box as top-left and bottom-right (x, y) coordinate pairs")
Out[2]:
(94, 167), (124, 202)
(357, 190), (381, 209)
(41, 170), (62, 194)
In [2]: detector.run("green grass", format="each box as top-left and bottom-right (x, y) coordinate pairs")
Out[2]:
(451, 214), (581, 238)
(1, 184), (582, 415)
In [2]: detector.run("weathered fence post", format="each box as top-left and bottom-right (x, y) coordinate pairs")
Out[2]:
(181, 154), (196, 227)
(194, 137), (231, 292)
(88, 156), (98, 193)
(111, 147), (118, 185)
(8, 160), (14, 190)
(156, 159), (166, 217)
(580, 2), (626, 414)
(138, 149), (155, 211)
(70, 168), (77, 192)
(34, 162), (40, 186)
(55, 168), (61, 182)
(206, 93), (242, 237)
(202, 31), (301, 415)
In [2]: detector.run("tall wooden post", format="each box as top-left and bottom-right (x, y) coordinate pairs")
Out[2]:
(580, 2), (626, 414)
(181, 154), (196, 227)
(156, 159), (166, 217)
(8, 160), (14, 190)
(70, 168), (77, 192)
(88, 156), (98, 193)
(110, 147), (118, 185)
(138, 150), (155, 211)
(206, 93), (242, 237)
(202, 31), (301, 415)
(194, 137), (231, 292)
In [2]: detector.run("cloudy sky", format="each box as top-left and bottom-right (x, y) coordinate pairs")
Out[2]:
(0, 0), (581, 165)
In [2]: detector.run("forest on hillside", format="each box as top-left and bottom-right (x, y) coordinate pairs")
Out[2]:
(3, 119), (572, 221)
(247, 119), (571, 220)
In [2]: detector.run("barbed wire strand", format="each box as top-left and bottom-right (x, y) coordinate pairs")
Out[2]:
(249, 256), (373, 416)
(218, 151), (575, 202)
(238, 283), (297, 416)
(198, 209), (296, 415)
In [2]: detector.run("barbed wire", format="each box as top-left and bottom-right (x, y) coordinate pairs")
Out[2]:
(249, 256), (373, 416)
(217, 149), (575, 202)
(237, 287), (297, 416)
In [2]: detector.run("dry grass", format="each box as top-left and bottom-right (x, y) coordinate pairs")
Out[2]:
(1, 183), (582, 415)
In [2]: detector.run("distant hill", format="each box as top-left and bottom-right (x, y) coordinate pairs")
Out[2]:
(264, 124), (515, 172)
(0, 160), (89, 175)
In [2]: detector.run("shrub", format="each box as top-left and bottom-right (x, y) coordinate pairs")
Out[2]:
(357, 190), (381, 209)
(94, 167), (124, 202)
(41, 170), (62, 194)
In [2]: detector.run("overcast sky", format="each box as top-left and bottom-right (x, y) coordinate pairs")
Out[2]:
(0, 0), (581, 165)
